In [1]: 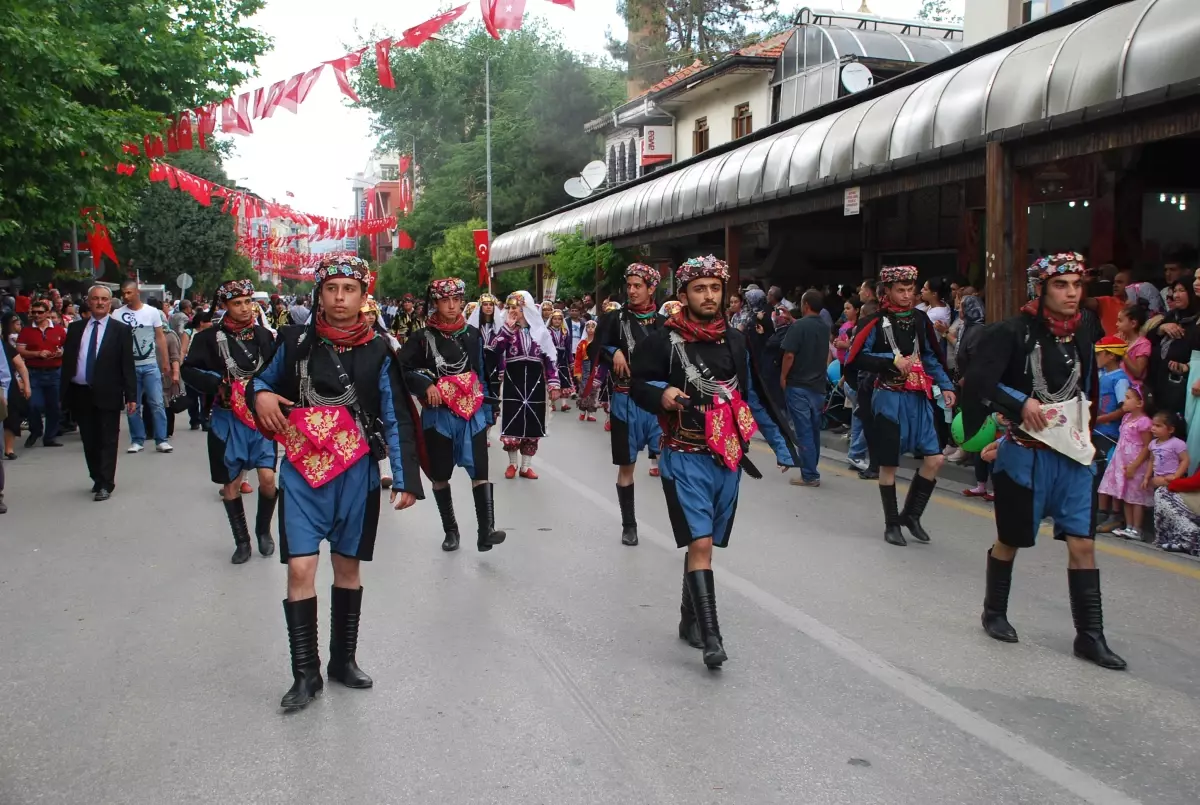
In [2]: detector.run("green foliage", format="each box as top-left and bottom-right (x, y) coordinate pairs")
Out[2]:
(355, 21), (624, 296)
(357, 236), (373, 261)
(118, 148), (239, 297)
(0, 0), (270, 276)
(608, 0), (779, 82)
(221, 253), (255, 284)
(917, 0), (963, 24)
(432, 217), (486, 284)
(546, 229), (624, 299)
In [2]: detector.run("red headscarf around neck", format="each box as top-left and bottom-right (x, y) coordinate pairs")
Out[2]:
(316, 311), (376, 348)
(1020, 298), (1081, 338)
(665, 310), (727, 343)
(222, 313), (256, 334)
(626, 299), (658, 316)
(428, 313), (467, 336)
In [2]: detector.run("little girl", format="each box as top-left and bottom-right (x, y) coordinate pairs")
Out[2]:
(575, 320), (601, 422)
(1097, 386), (1155, 540)
(1116, 304), (1151, 383)
(1143, 410), (1189, 543)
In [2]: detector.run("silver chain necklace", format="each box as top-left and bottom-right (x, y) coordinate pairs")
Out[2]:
(296, 333), (358, 407)
(216, 331), (262, 381)
(668, 331), (738, 402)
(1030, 341), (1080, 403)
(423, 330), (468, 375)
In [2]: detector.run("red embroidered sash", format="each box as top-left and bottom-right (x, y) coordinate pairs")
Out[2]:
(434, 371), (484, 420)
(274, 406), (368, 488)
(879, 359), (933, 398)
(704, 390), (758, 472)
(230, 380), (258, 432)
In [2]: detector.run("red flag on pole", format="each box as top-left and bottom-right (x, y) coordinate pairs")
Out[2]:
(375, 39), (395, 89)
(473, 229), (490, 287)
(398, 231), (415, 250)
(483, 0), (526, 38)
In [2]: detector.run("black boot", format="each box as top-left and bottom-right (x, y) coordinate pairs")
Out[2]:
(686, 569), (727, 668)
(223, 497), (252, 564)
(1068, 569), (1127, 670)
(617, 484), (638, 546)
(982, 549), (1018, 643)
(472, 483), (506, 551)
(433, 486), (460, 552)
(255, 492), (277, 557)
(879, 485), (906, 546)
(678, 556), (702, 649)
(901, 474), (936, 543)
(327, 586), (373, 688)
(281, 596), (324, 710)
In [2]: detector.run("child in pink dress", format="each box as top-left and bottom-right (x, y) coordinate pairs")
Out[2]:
(1097, 386), (1154, 539)
(1116, 304), (1151, 383)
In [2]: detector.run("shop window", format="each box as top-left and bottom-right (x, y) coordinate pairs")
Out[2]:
(733, 103), (753, 139)
(693, 117), (709, 155)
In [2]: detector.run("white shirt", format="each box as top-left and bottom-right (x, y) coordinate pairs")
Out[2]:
(113, 304), (163, 365)
(73, 315), (110, 385)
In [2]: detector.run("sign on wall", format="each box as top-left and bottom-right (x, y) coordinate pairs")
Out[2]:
(844, 186), (861, 216)
(641, 125), (674, 166)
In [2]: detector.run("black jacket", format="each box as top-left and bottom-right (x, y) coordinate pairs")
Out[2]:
(60, 317), (136, 410)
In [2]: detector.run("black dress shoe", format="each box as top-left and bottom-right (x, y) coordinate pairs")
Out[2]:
(43, 440), (63, 447)
(91, 482), (100, 494)
(2, 452), (15, 460)
(24, 435), (36, 448)
(94, 489), (111, 502)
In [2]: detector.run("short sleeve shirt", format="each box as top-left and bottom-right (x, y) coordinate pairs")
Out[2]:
(1150, 436), (1188, 477)
(114, 305), (163, 366)
(781, 314), (831, 393)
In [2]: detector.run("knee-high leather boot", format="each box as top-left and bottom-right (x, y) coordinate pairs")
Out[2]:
(879, 484), (906, 546)
(281, 596), (323, 710)
(224, 497), (252, 564)
(617, 484), (638, 546)
(901, 474), (936, 543)
(472, 483), (506, 551)
(328, 585), (373, 688)
(433, 486), (459, 551)
(1068, 569), (1127, 670)
(679, 555), (702, 649)
(981, 549), (1018, 642)
(686, 569), (727, 668)
(255, 491), (277, 557)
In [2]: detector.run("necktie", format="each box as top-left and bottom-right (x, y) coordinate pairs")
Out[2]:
(85, 322), (100, 384)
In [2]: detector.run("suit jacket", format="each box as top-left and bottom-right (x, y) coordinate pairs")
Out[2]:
(60, 317), (137, 410)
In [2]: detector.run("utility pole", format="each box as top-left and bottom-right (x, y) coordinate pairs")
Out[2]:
(485, 55), (493, 292)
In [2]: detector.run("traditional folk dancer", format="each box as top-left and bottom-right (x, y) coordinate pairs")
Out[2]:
(390, 293), (423, 345)
(846, 266), (955, 546)
(467, 292), (502, 447)
(592, 264), (666, 546)
(398, 278), (505, 553)
(250, 257), (424, 710)
(630, 256), (798, 668)
(575, 319), (602, 422)
(181, 279), (279, 564)
(493, 291), (560, 480)
(963, 253), (1126, 670)
(363, 295), (400, 488)
(548, 309), (574, 412)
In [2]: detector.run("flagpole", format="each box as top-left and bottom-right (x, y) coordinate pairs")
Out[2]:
(485, 55), (493, 293)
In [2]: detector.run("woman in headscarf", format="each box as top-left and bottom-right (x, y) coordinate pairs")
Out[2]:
(492, 291), (561, 479)
(574, 319), (603, 422)
(547, 309), (574, 411)
(1146, 278), (1199, 417)
(952, 295), (995, 498)
(467, 292), (502, 445)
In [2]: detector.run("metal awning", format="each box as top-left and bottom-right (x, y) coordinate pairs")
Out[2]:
(492, 0), (1200, 268)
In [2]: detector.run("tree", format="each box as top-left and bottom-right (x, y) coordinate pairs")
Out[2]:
(546, 229), (625, 300)
(606, 0), (779, 84)
(117, 148), (239, 297)
(0, 0), (270, 276)
(356, 22), (624, 297)
(432, 218), (487, 285)
(917, 0), (964, 24)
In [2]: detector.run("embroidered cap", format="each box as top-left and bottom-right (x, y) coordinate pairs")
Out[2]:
(661, 300), (683, 317)
(315, 255), (370, 285)
(429, 277), (466, 300)
(1028, 252), (1088, 282)
(478, 292), (499, 305)
(216, 279), (255, 302)
(675, 255), (729, 288)
(603, 301), (621, 312)
(625, 262), (661, 288)
(879, 265), (919, 284)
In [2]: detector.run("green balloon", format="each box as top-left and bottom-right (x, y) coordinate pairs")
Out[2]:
(953, 411), (997, 452)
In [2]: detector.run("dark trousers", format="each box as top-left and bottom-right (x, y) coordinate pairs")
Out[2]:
(69, 384), (120, 492)
(27, 368), (61, 442)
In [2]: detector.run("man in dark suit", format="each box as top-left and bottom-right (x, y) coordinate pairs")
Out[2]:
(60, 285), (137, 501)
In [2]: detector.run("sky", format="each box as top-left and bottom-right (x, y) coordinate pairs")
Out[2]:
(223, 1), (962, 220)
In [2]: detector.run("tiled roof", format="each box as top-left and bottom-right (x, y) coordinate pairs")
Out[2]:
(631, 29), (794, 100)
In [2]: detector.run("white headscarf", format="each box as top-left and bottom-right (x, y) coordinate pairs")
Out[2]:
(507, 290), (557, 358)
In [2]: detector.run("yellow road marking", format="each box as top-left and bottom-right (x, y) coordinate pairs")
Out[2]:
(752, 441), (1200, 582)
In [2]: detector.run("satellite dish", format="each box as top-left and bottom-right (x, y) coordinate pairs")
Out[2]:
(841, 62), (873, 94)
(564, 160), (609, 199)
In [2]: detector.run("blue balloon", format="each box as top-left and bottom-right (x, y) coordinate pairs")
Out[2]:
(827, 361), (842, 384)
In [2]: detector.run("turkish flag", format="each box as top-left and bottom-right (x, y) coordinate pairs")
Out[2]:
(483, 0), (526, 38)
(325, 49), (366, 102)
(397, 3), (469, 48)
(176, 111), (194, 150)
(375, 39), (395, 89)
(473, 229), (490, 287)
(398, 231), (415, 250)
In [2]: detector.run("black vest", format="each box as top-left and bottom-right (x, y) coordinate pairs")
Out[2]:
(271, 325), (391, 420)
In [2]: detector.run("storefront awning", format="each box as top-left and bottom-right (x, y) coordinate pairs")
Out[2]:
(492, 0), (1200, 268)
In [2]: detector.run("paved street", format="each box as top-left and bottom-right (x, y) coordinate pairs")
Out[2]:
(2, 413), (1199, 805)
